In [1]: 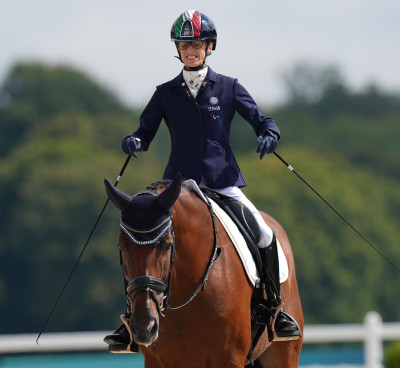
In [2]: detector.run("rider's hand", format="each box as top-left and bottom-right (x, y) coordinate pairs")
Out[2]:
(256, 130), (279, 159)
(122, 135), (142, 158)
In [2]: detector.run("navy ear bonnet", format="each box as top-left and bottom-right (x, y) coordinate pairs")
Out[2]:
(104, 174), (182, 247)
(121, 192), (172, 231)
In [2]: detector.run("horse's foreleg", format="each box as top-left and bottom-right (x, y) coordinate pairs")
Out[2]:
(256, 339), (303, 368)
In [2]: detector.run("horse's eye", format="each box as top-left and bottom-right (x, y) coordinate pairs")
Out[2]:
(164, 239), (173, 250)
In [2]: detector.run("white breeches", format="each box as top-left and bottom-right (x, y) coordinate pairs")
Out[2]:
(211, 186), (273, 248)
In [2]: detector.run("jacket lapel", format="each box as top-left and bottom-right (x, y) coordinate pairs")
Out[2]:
(196, 67), (218, 98)
(169, 72), (194, 101)
(169, 67), (218, 100)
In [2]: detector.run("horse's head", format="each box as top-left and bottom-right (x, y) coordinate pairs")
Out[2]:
(104, 174), (182, 347)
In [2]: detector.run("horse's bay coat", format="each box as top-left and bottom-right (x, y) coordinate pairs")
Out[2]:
(133, 67), (280, 189)
(106, 180), (304, 367)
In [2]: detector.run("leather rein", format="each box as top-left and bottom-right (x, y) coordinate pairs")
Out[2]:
(122, 195), (221, 317)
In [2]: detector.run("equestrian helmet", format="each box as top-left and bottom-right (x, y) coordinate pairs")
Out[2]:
(171, 10), (217, 50)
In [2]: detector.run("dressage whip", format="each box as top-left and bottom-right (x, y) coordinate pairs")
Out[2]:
(36, 155), (132, 344)
(273, 151), (400, 272)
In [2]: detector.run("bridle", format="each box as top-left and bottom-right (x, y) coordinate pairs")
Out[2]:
(121, 194), (221, 318)
(122, 222), (176, 317)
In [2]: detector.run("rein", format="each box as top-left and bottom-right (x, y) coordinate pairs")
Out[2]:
(165, 198), (221, 311)
(124, 195), (221, 316)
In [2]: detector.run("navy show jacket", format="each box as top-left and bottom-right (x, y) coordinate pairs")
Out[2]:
(134, 67), (279, 189)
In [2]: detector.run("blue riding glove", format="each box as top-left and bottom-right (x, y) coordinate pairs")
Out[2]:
(256, 129), (279, 159)
(121, 135), (142, 158)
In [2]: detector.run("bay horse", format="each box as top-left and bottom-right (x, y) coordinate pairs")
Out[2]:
(105, 174), (304, 368)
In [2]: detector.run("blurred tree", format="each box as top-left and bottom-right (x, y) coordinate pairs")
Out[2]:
(0, 62), (128, 157)
(281, 62), (345, 106)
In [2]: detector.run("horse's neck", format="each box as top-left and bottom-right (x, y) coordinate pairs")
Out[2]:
(173, 191), (214, 265)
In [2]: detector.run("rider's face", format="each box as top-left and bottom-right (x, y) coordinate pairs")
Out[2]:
(179, 41), (213, 69)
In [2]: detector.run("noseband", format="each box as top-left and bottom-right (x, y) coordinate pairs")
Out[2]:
(121, 193), (221, 318)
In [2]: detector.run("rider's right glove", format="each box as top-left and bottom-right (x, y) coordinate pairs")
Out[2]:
(121, 135), (142, 158)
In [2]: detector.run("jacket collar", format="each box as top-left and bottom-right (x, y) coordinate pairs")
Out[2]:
(170, 67), (218, 88)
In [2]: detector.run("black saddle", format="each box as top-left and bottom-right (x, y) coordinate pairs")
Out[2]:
(201, 188), (263, 277)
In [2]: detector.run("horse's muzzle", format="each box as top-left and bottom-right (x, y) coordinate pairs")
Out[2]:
(127, 276), (166, 346)
(130, 315), (159, 346)
(127, 275), (167, 315)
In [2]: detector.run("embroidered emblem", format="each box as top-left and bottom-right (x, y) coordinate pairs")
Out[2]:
(181, 20), (194, 37)
(208, 96), (221, 113)
(209, 97), (218, 105)
(210, 112), (220, 119)
(176, 10), (201, 38)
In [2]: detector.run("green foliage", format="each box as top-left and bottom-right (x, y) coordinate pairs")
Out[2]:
(0, 63), (163, 333)
(384, 342), (400, 368)
(1, 61), (400, 334)
(0, 62), (128, 157)
(240, 148), (400, 323)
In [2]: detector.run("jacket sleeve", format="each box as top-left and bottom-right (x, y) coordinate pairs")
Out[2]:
(133, 89), (164, 151)
(233, 80), (280, 138)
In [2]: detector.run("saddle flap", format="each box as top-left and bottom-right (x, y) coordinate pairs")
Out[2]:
(201, 188), (263, 274)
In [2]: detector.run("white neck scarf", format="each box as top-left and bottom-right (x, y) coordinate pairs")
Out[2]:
(182, 66), (208, 98)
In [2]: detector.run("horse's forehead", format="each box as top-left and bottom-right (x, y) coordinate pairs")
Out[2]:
(122, 193), (162, 217)
(131, 193), (158, 208)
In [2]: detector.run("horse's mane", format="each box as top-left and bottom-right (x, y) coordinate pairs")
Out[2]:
(146, 179), (172, 190)
(146, 179), (190, 191)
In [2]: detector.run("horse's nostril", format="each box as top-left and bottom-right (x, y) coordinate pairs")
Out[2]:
(147, 318), (155, 331)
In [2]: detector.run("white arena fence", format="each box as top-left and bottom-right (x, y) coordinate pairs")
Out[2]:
(0, 311), (399, 368)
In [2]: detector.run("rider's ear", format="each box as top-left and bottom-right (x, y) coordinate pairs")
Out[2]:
(207, 42), (213, 55)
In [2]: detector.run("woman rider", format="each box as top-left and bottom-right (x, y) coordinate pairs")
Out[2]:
(104, 10), (301, 352)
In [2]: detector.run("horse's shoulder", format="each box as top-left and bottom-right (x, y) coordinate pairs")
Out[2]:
(259, 211), (281, 231)
(181, 187), (208, 206)
(172, 187), (206, 211)
(260, 211), (289, 244)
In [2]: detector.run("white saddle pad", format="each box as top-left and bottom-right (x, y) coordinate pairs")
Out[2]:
(184, 180), (289, 287)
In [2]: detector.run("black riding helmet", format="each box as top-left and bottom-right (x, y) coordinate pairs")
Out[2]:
(171, 10), (217, 67)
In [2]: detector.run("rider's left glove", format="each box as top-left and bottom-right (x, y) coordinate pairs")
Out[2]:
(256, 129), (279, 159)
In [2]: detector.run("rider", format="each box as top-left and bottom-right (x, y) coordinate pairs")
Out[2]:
(104, 10), (301, 352)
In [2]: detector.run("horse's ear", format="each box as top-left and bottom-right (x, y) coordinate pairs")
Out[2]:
(155, 173), (182, 210)
(104, 178), (132, 211)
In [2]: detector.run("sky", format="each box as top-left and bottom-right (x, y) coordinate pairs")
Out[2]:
(1, 0), (400, 108)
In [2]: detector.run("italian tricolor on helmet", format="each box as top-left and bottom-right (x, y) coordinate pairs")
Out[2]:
(171, 10), (217, 50)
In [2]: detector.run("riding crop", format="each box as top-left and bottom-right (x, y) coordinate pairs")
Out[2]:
(273, 151), (400, 272)
(36, 155), (132, 344)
